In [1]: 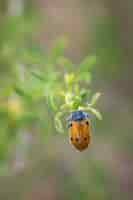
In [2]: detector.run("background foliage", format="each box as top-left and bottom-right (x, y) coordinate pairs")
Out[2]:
(0, 0), (133, 200)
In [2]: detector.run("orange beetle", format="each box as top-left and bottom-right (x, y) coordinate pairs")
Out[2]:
(67, 110), (91, 151)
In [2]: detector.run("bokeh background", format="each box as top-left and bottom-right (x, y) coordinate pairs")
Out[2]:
(0, 0), (133, 199)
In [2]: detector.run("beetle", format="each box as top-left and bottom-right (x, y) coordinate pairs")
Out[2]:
(67, 110), (91, 151)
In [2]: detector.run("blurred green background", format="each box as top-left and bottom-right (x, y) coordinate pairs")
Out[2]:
(0, 0), (133, 200)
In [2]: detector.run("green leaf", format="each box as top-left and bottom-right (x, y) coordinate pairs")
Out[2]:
(60, 104), (71, 111)
(87, 107), (102, 120)
(80, 89), (90, 100)
(14, 87), (32, 100)
(80, 55), (97, 71)
(54, 112), (64, 133)
(31, 71), (47, 82)
(71, 96), (82, 109)
(79, 72), (91, 83)
(89, 92), (101, 106)
(64, 73), (76, 86)
(48, 94), (58, 111)
(65, 93), (73, 105)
